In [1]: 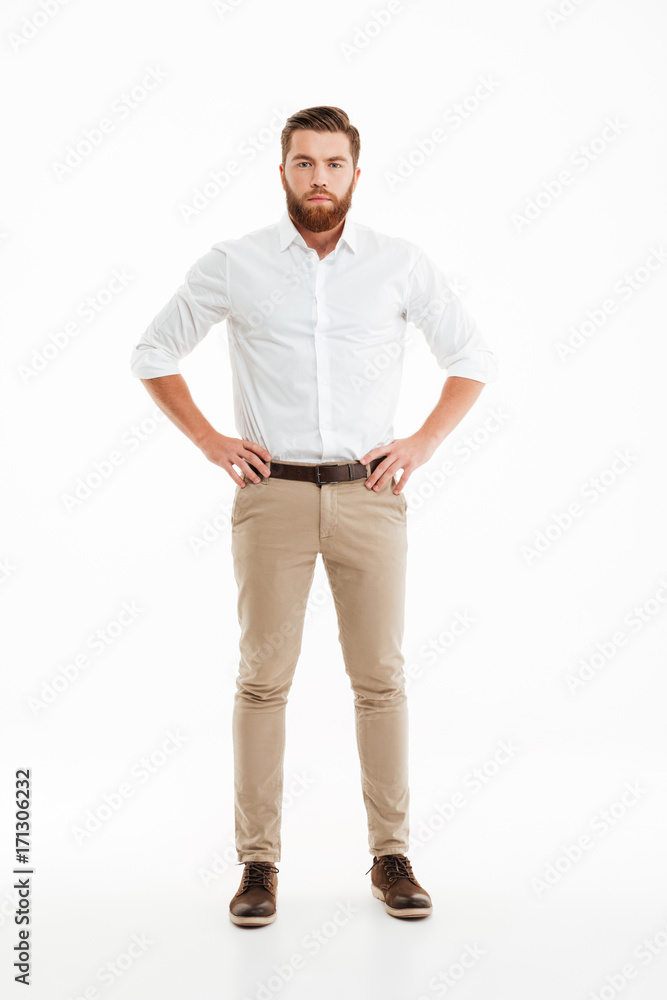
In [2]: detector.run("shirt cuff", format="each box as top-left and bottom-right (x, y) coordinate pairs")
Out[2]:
(442, 351), (499, 383)
(129, 345), (182, 379)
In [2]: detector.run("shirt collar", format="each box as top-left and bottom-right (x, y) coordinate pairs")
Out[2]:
(278, 208), (357, 255)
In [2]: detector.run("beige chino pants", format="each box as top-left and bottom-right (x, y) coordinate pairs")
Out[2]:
(230, 461), (410, 863)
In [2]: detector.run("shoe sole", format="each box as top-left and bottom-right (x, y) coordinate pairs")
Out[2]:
(229, 911), (276, 926)
(371, 883), (432, 918)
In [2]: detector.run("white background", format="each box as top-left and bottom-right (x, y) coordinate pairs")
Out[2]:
(2, 0), (667, 997)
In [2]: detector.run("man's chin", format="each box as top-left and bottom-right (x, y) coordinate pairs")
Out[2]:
(304, 218), (340, 233)
(300, 207), (344, 233)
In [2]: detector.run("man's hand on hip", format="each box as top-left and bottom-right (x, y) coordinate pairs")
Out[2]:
(198, 431), (272, 487)
(359, 432), (438, 494)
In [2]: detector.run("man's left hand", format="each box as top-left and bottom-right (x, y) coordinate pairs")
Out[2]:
(359, 432), (438, 494)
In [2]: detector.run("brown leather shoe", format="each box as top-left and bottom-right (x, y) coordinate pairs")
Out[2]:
(229, 861), (279, 926)
(365, 854), (432, 918)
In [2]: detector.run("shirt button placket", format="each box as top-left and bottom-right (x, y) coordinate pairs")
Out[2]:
(313, 254), (333, 450)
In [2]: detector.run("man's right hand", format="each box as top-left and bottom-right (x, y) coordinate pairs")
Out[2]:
(198, 431), (272, 487)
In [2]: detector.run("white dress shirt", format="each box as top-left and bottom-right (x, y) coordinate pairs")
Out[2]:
(129, 210), (498, 463)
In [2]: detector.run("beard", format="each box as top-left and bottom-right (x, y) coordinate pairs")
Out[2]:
(283, 174), (355, 233)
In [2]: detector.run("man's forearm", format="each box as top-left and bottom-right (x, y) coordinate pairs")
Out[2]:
(140, 374), (215, 447)
(417, 375), (485, 448)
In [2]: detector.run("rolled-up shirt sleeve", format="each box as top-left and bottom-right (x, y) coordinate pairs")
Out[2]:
(405, 247), (499, 383)
(130, 247), (231, 378)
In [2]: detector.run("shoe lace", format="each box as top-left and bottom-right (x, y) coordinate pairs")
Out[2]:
(236, 861), (279, 890)
(364, 853), (419, 884)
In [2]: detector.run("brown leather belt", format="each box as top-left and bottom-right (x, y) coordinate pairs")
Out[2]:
(247, 457), (384, 487)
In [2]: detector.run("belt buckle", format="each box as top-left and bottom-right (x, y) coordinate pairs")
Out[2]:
(315, 463), (356, 486)
(315, 464), (338, 486)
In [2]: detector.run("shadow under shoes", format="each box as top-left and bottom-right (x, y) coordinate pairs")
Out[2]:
(366, 854), (433, 918)
(229, 861), (279, 927)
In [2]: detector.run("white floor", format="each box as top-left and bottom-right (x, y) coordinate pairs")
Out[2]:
(4, 774), (666, 1000)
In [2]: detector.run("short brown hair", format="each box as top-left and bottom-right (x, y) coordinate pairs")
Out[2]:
(281, 106), (360, 172)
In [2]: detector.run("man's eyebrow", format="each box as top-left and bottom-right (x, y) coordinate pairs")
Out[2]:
(290, 153), (349, 162)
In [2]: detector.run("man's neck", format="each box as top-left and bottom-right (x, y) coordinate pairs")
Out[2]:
(289, 214), (347, 257)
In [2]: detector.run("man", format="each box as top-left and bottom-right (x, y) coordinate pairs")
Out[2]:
(130, 106), (498, 927)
